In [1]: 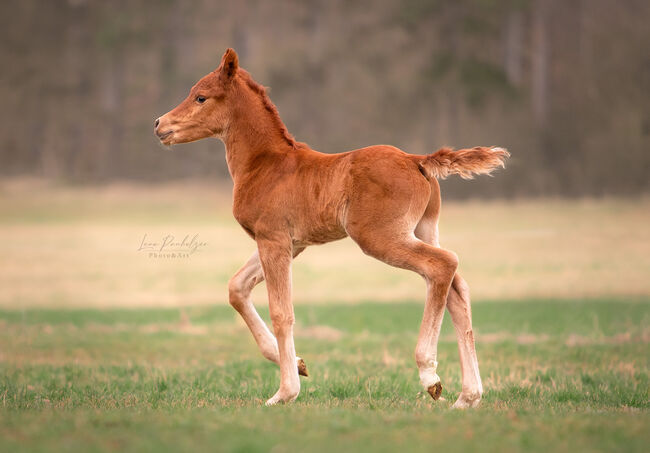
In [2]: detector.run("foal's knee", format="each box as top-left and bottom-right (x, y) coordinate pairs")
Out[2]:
(228, 275), (247, 311)
(270, 311), (295, 333)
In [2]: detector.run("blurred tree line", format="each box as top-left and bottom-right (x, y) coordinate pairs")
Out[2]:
(1, 0), (649, 197)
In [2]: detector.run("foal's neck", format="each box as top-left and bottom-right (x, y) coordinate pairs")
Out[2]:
(222, 84), (296, 183)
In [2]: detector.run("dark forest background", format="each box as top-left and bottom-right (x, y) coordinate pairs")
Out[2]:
(1, 0), (649, 198)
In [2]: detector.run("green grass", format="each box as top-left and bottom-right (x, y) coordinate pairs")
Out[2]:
(1, 299), (648, 452)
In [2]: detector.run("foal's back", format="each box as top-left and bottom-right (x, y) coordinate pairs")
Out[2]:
(233, 143), (435, 247)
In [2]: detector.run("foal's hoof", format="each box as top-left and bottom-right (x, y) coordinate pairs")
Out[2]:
(297, 358), (309, 377)
(265, 389), (299, 406)
(427, 382), (443, 400)
(451, 391), (482, 409)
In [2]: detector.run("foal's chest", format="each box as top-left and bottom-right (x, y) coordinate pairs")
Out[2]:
(231, 182), (284, 239)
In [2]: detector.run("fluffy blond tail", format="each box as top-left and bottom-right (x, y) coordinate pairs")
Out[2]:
(418, 146), (510, 180)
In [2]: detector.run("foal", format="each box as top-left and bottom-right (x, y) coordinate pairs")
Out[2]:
(155, 49), (509, 408)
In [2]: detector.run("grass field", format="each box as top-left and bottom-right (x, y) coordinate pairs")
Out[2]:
(1, 180), (649, 452)
(1, 300), (648, 452)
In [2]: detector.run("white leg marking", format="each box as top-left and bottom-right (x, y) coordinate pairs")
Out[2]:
(418, 360), (440, 388)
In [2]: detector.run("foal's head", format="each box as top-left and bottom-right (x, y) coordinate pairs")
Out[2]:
(154, 49), (240, 145)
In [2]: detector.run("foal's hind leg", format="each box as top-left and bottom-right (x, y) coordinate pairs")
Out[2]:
(446, 274), (483, 408)
(348, 227), (458, 401)
(228, 250), (308, 377)
(415, 217), (483, 407)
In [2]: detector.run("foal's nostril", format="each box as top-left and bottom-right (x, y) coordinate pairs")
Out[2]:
(154, 118), (160, 129)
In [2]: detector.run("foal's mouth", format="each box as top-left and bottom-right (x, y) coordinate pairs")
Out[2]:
(157, 130), (174, 143)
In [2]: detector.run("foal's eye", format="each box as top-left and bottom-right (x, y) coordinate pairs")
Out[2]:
(196, 96), (206, 104)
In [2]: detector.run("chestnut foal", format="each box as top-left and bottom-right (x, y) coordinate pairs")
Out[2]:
(155, 49), (509, 408)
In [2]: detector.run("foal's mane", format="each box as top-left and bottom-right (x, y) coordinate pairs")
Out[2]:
(237, 69), (299, 149)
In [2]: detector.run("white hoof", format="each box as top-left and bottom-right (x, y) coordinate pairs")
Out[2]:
(264, 388), (299, 406)
(451, 391), (482, 409)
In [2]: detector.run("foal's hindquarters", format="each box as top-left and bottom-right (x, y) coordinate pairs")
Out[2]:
(342, 147), (483, 408)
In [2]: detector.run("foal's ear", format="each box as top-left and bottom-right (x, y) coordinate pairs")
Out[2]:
(219, 48), (239, 80)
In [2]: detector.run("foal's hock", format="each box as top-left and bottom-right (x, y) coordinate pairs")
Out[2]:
(155, 48), (509, 408)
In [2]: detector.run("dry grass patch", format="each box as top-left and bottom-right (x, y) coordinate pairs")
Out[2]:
(1, 179), (649, 308)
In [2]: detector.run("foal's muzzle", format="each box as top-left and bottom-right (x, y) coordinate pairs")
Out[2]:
(154, 116), (174, 143)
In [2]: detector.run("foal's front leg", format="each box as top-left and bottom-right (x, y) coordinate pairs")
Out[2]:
(228, 250), (308, 376)
(257, 236), (300, 405)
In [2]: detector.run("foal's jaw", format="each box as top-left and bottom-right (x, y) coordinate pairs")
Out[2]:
(157, 124), (220, 146)
(154, 113), (226, 146)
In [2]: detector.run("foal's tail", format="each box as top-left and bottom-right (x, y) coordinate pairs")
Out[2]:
(418, 146), (510, 180)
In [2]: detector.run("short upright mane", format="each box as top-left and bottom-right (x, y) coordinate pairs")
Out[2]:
(237, 69), (299, 149)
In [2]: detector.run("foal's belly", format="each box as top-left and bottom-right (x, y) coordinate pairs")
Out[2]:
(293, 221), (348, 247)
(290, 181), (349, 246)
